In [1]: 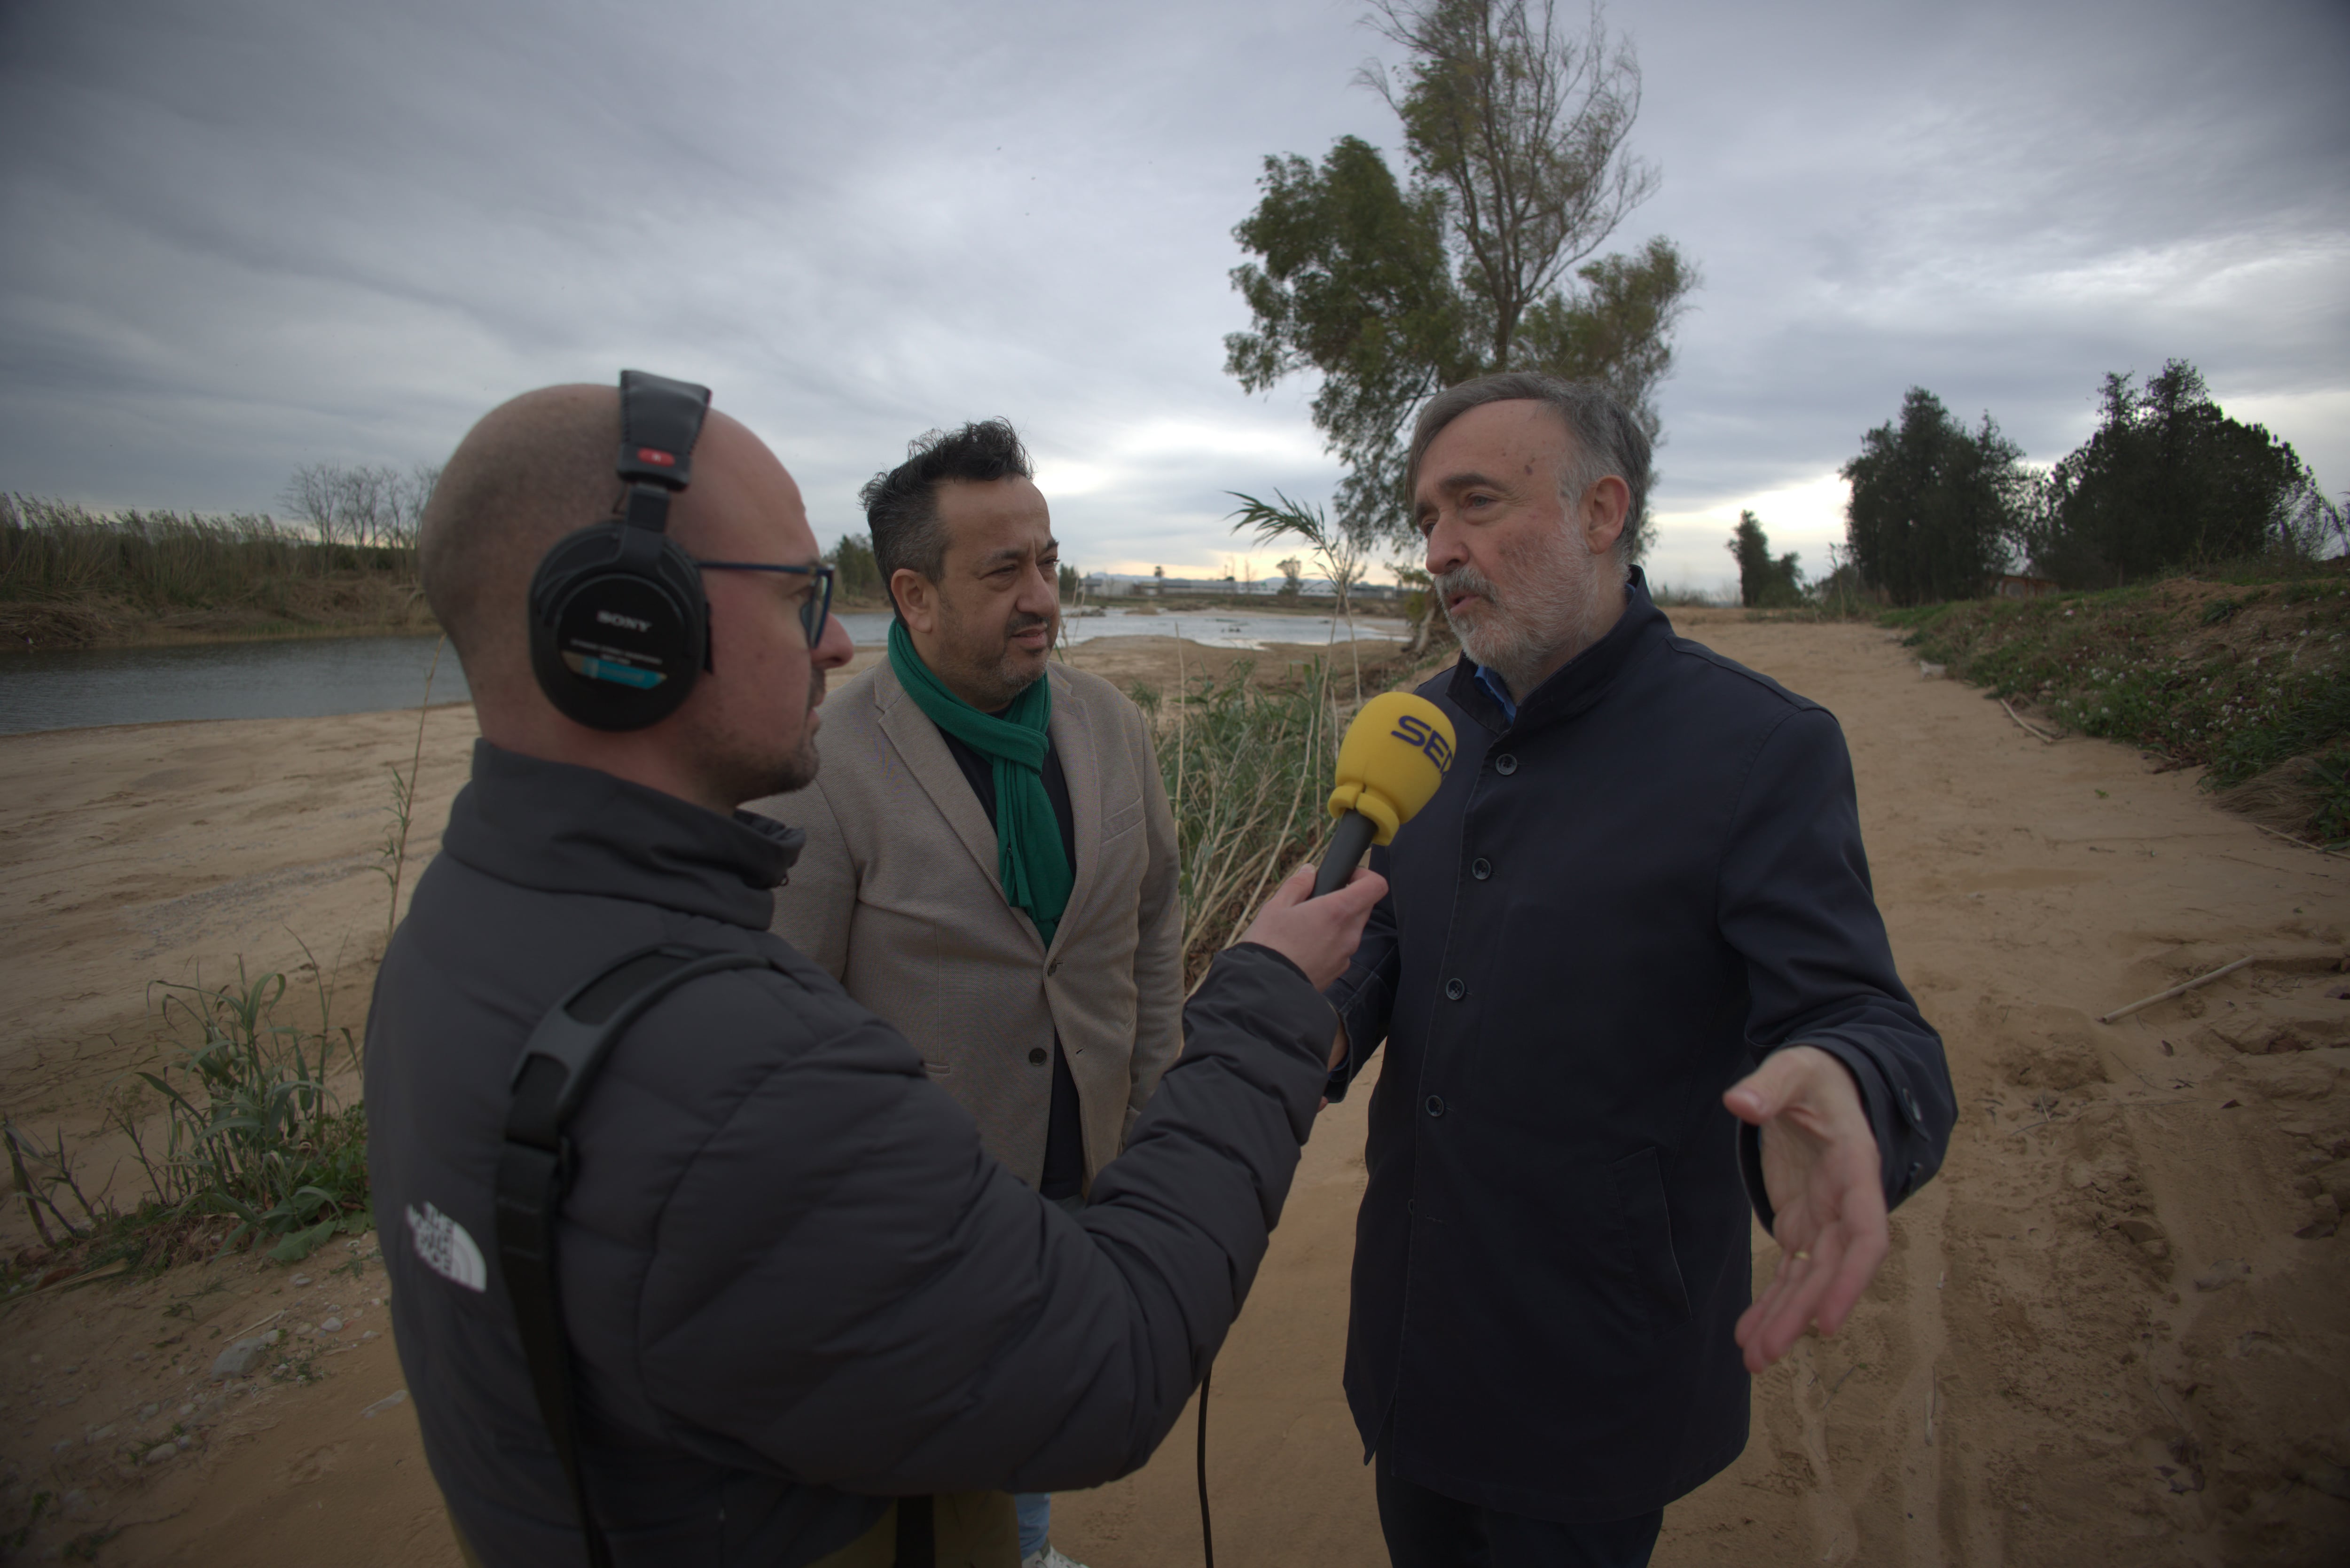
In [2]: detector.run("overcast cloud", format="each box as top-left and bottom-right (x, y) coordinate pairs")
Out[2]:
(3, 0), (2344, 594)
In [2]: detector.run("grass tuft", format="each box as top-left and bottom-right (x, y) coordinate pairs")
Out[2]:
(122, 955), (371, 1262)
(6, 947), (377, 1309)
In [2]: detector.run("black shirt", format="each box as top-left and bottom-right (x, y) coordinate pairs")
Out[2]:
(937, 725), (1087, 1201)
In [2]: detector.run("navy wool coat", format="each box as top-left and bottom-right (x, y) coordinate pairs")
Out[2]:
(1327, 573), (1956, 1523)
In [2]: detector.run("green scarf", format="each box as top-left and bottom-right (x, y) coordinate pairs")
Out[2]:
(888, 618), (1073, 947)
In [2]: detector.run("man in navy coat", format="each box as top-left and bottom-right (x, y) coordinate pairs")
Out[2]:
(1326, 373), (1956, 1567)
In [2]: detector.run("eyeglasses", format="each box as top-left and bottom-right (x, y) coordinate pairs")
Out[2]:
(693, 559), (836, 648)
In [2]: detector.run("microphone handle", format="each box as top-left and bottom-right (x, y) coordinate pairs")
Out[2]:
(1312, 811), (1379, 898)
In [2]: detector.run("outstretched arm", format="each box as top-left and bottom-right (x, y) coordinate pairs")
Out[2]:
(1716, 707), (1955, 1372)
(642, 867), (1386, 1496)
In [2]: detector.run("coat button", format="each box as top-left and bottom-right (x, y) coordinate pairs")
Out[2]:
(1028, 1047), (1048, 1066)
(1901, 1087), (1922, 1125)
(1047, 959), (1061, 976)
(1471, 857), (1492, 880)
(1424, 1095), (1445, 1118)
(1444, 977), (1465, 1000)
(1494, 753), (1519, 776)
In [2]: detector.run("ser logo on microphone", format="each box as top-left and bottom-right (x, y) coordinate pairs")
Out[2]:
(1391, 713), (1454, 771)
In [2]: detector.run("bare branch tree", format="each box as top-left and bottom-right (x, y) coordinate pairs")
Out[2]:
(386, 463), (441, 550)
(1360, 0), (1660, 368)
(282, 462), (438, 553)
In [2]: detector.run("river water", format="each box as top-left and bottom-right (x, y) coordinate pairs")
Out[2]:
(0, 609), (1400, 736)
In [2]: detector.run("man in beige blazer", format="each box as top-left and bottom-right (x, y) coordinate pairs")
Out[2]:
(754, 419), (1179, 1568)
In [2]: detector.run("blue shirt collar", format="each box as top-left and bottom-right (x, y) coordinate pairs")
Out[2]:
(1473, 663), (1518, 725)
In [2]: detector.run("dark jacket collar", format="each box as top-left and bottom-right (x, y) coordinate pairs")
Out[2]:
(1446, 567), (1667, 737)
(440, 740), (806, 929)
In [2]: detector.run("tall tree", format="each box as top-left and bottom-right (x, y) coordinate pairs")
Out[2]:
(1841, 390), (2029, 607)
(1227, 137), (1470, 553)
(1726, 510), (1802, 607)
(2029, 360), (2339, 586)
(1226, 0), (1695, 557)
(824, 532), (883, 601)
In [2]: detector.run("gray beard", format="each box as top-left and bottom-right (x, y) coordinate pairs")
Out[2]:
(1437, 530), (1607, 700)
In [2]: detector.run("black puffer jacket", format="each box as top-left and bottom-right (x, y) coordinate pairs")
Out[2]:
(366, 742), (1335, 1566)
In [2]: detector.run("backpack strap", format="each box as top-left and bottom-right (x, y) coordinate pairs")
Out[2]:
(493, 944), (781, 1568)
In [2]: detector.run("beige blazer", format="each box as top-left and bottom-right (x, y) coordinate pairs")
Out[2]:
(751, 658), (1183, 1188)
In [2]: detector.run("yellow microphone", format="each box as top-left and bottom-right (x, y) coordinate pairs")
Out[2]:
(1313, 692), (1457, 895)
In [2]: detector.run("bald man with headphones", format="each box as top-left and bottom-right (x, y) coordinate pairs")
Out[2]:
(363, 372), (1385, 1568)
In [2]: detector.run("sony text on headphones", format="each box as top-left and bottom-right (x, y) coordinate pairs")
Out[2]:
(527, 370), (714, 731)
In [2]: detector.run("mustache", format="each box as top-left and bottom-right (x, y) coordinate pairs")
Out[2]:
(1006, 612), (1052, 636)
(1434, 564), (1498, 608)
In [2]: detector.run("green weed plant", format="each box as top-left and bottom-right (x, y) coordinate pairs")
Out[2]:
(119, 955), (370, 1263)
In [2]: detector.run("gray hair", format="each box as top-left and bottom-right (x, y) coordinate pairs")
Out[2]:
(1405, 373), (1651, 566)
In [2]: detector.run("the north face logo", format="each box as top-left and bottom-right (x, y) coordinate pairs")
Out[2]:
(407, 1201), (486, 1292)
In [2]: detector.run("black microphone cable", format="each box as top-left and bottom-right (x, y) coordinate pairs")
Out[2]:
(1196, 1364), (1215, 1568)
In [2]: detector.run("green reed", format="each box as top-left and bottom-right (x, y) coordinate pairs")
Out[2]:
(1138, 658), (1344, 988)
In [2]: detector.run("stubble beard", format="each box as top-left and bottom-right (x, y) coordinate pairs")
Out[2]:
(1437, 527), (1606, 700)
(939, 600), (1058, 711)
(706, 666), (829, 807)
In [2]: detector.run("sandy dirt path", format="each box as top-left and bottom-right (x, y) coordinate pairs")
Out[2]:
(2, 614), (2345, 1565)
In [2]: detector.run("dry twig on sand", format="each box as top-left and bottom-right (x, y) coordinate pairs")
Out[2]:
(2254, 821), (2350, 860)
(2097, 956), (2255, 1025)
(1999, 698), (2056, 744)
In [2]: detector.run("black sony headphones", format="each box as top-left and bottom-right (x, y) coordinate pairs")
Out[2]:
(527, 370), (714, 731)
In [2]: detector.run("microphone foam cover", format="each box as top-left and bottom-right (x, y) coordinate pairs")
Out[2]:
(1327, 692), (1457, 846)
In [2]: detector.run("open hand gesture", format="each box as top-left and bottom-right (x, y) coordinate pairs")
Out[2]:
(1722, 1045), (1888, 1374)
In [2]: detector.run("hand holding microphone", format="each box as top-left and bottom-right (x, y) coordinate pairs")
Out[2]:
(1238, 693), (1456, 989)
(1239, 864), (1385, 990)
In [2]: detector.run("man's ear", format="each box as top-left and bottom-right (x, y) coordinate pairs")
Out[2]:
(892, 568), (938, 635)
(1582, 475), (1631, 557)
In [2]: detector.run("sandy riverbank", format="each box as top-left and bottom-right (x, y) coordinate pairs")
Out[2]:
(1, 613), (2344, 1564)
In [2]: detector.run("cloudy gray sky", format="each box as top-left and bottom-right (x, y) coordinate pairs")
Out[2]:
(4, 0), (2345, 594)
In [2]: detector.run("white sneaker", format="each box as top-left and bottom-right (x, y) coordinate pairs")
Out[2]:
(1021, 1547), (1091, 1568)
